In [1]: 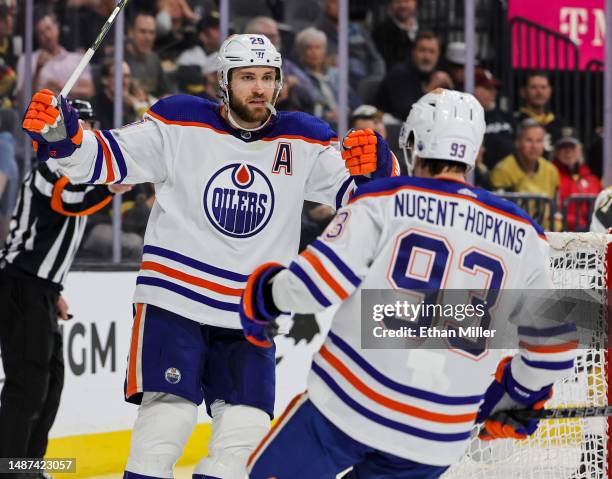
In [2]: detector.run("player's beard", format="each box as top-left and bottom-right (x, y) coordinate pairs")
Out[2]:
(229, 94), (272, 125)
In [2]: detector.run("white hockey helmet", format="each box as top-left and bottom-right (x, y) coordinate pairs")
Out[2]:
(217, 34), (283, 119)
(399, 89), (485, 174)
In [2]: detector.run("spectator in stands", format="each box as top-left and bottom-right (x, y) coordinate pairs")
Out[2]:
(443, 41), (473, 91)
(176, 13), (220, 75)
(16, 11), (94, 101)
(350, 104), (387, 139)
(372, 0), (418, 69)
(200, 57), (221, 102)
(490, 119), (559, 228)
(473, 68), (516, 173)
(315, 0), (385, 93)
(586, 126), (603, 179)
(175, 64), (206, 96)
(154, 0), (198, 62)
(474, 145), (493, 190)
(64, 0), (117, 63)
(349, 104), (410, 174)
(552, 136), (601, 231)
(156, 0), (197, 36)
(515, 71), (570, 154)
(0, 128), (17, 241)
(94, 59), (153, 129)
(376, 30), (452, 121)
(295, 27), (342, 126)
(0, 3), (16, 109)
(125, 11), (171, 98)
(175, 56), (221, 103)
(245, 16), (316, 113)
(299, 201), (335, 252)
(0, 1), (17, 72)
(80, 183), (151, 262)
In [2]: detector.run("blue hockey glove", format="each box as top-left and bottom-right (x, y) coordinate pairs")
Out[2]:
(22, 89), (83, 162)
(477, 356), (553, 440)
(240, 262), (287, 348)
(341, 128), (398, 179)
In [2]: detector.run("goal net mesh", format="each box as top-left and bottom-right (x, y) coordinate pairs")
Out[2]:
(442, 232), (610, 479)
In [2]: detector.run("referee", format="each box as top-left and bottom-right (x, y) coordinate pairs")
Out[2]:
(0, 100), (131, 471)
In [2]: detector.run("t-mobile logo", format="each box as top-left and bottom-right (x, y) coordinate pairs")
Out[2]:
(559, 7), (606, 47)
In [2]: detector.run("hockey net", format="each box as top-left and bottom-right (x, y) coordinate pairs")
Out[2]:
(443, 232), (611, 479)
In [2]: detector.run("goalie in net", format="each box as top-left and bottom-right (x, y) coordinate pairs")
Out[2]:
(240, 89), (580, 479)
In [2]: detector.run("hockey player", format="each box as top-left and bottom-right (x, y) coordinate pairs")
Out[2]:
(241, 89), (577, 478)
(21, 34), (398, 479)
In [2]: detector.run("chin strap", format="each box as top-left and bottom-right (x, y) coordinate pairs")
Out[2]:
(224, 102), (276, 133)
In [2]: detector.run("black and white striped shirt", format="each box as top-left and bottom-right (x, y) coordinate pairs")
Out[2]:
(0, 162), (112, 289)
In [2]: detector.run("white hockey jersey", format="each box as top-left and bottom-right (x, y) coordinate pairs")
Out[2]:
(270, 176), (577, 466)
(55, 95), (356, 327)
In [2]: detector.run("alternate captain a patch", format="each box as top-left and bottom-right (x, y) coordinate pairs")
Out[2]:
(203, 163), (275, 238)
(272, 142), (293, 175)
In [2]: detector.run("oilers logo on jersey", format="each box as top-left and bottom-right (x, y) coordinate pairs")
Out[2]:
(203, 163), (275, 238)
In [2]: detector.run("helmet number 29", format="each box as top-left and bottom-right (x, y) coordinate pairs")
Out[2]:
(250, 37), (265, 45)
(450, 143), (466, 159)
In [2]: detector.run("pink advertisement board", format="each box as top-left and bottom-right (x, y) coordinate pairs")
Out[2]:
(508, 0), (605, 70)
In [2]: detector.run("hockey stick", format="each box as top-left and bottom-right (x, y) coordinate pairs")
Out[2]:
(60, 0), (130, 98)
(503, 405), (612, 421)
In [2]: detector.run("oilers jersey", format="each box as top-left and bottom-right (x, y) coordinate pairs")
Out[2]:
(54, 95), (357, 327)
(269, 176), (576, 466)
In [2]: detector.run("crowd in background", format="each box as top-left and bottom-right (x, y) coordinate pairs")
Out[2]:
(0, 0), (607, 261)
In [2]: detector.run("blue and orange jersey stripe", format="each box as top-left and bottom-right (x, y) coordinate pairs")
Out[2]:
(93, 130), (115, 183)
(519, 340), (578, 354)
(300, 250), (349, 300)
(319, 346), (477, 424)
(140, 261), (243, 297)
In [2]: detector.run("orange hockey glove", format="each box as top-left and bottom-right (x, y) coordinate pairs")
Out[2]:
(341, 128), (398, 178)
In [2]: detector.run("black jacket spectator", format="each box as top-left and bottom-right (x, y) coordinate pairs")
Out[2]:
(483, 109), (516, 169)
(376, 62), (429, 122)
(473, 69), (516, 169)
(372, 0), (418, 69)
(316, 0), (386, 92)
(376, 31), (450, 121)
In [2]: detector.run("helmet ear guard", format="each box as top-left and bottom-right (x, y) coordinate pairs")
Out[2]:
(398, 123), (416, 175)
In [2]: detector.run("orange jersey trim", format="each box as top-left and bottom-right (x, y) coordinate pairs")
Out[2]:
(301, 250), (349, 300)
(519, 340), (578, 354)
(140, 261), (243, 297)
(147, 109), (337, 146)
(320, 346), (477, 424)
(126, 303), (144, 398)
(262, 134), (338, 146)
(147, 109), (230, 136)
(93, 130), (116, 183)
